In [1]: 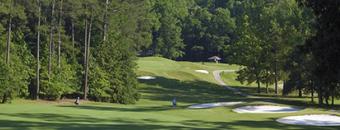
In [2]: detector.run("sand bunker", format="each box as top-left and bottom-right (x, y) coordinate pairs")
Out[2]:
(233, 105), (301, 113)
(137, 76), (156, 80)
(277, 114), (340, 126)
(188, 102), (244, 109)
(195, 70), (209, 74)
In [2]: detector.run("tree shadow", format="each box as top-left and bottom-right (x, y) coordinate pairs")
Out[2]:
(137, 76), (340, 109)
(224, 118), (340, 130)
(0, 113), (199, 130)
(229, 85), (340, 109)
(59, 105), (186, 112)
(138, 76), (244, 104)
(0, 113), (339, 130)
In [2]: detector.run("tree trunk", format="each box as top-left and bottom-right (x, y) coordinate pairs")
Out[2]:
(103, 0), (109, 42)
(318, 83), (323, 106)
(85, 12), (93, 100)
(36, 0), (41, 100)
(298, 86), (302, 98)
(83, 7), (88, 100)
(6, 0), (12, 65)
(274, 61), (278, 95)
(331, 86), (335, 106)
(273, 43), (278, 95)
(49, 0), (56, 76)
(311, 81), (314, 103)
(331, 92), (334, 106)
(265, 70), (269, 93)
(71, 21), (75, 55)
(57, 0), (63, 67)
(2, 93), (7, 104)
(83, 23), (88, 100)
(255, 70), (261, 93)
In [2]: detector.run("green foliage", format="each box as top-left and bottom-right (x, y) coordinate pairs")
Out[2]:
(283, 46), (314, 96)
(181, 2), (236, 61)
(298, 0), (340, 105)
(147, 0), (191, 59)
(0, 0), (338, 106)
(0, 0), (142, 103)
(0, 39), (33, 103)
(156, 13), (184, 59)
(226, 0), (314, 94)
(40, 58), (77, 100)
(89, 36), (140, 104)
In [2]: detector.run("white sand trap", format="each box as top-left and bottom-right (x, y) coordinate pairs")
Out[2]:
(195, 70), (209, 74)
(137, 76), (156, 80)
(233, 105), (301, 113)
(188, 102), (244, 109)
(277, 114), (340, 126)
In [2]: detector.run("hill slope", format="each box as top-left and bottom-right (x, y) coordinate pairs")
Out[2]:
(137, 57), (238, 83)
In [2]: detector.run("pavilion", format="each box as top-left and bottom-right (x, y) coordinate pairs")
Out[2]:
(208, 56), (221, 63)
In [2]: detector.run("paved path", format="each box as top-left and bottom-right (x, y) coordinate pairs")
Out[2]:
(213, 70), (248, 97)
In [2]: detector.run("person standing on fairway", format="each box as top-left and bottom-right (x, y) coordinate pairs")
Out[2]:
(74, 97), (80, 105)
(172, 97), (177, 108)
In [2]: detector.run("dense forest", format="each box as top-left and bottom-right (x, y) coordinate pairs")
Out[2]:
(0, 0), (339, 106)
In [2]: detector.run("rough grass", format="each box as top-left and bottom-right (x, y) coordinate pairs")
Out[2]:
(0, 57), (339, 130)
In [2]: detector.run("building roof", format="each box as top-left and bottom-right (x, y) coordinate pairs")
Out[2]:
(208, 56), (221, 60)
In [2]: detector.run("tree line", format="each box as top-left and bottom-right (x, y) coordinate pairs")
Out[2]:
(0, 0), (339, 106)
(0, 0), (142, 103)
(231, 0), (340, 106)
(142, 0), (339, 106)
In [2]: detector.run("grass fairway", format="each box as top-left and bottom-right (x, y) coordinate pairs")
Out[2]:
(0, 57), (339, 130)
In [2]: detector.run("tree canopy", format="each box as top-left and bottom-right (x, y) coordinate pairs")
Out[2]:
(0, 0), (339, 106)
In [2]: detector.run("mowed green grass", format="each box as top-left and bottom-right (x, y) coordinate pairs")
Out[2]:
(0, 57), (339, 130)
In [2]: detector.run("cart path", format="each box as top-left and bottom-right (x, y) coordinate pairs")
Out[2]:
(213, 70), (248, 97)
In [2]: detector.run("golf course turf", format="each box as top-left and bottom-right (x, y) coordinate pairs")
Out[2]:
(0, 57), (339, 130)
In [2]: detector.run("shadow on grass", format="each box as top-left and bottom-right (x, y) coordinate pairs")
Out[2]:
(0, 113), (338, 130)
(137, 76), (340, 109)
(230, 85), (340, 109)
(59, 105), (187, 112)
(138, 76), (244, 104)
(54, 76), (245, 113)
